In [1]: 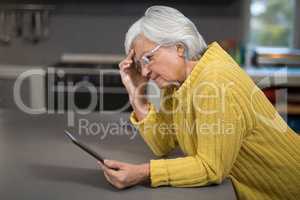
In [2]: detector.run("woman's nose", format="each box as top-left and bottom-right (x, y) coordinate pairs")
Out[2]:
(141, 65), (151, 78)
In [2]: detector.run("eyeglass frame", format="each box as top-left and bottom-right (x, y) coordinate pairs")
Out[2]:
(134, 44), (162, 72)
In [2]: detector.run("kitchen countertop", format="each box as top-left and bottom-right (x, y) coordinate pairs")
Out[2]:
(0, 109), (237, 200)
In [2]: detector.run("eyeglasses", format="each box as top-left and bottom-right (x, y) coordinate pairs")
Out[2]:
(134, 44), (162, 72)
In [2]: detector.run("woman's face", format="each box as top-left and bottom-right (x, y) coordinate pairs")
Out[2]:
(132, 35), (188, 88)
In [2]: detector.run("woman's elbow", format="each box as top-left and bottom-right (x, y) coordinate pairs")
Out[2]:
(209, 170), (227, 184)
(151, 148), (168, 157)
(148, 144), (170, 157)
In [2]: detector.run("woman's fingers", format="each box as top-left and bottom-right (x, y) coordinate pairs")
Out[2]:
(103, 171), (115, 185)
(119, 49), (135, 70)
(104, 167), (120, 178)
(102, 160), (125, 178)
(98, 160), (128, 189)
(98, 160), (121, 174)
(97, 161), (110, 171)
(123, 62), (133, 71)
(127, 49), (135, 60)
(98, 162), (120, 185)
(104, 159), (126, 170)
(104, 170), (125, 189)
(119, 60), (133, 71)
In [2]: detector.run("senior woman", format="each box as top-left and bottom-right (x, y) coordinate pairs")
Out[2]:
(98, 6), (300, 200)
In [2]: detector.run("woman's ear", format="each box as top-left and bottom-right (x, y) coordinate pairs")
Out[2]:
(176, 43), (185, 58)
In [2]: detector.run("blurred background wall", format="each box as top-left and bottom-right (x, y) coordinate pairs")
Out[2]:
(0, 1), (245, 65)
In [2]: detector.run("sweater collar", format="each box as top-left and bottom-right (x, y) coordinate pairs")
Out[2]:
(173, 41), (226, 96)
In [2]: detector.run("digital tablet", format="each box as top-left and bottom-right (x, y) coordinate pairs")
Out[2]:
(64, 130), (105, 164)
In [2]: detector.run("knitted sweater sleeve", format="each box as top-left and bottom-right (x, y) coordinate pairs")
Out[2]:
(130, 88), (178, 157)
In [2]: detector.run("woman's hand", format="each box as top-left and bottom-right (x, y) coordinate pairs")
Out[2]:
(98, 160), (150, 189)
(119, 49), (148, 96)
(119, 49), (149, 120)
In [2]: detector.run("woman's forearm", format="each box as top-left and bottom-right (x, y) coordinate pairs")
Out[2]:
(129, 84), (150, 121)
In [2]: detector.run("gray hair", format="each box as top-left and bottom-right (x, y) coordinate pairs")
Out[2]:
(124, 5), (207, 60)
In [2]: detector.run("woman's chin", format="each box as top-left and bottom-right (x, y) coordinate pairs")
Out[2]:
(154, 78), (167, 89)
(155, 78), (175, 89)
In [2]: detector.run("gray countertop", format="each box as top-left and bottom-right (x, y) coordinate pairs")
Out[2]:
(0, 109), (236, 200)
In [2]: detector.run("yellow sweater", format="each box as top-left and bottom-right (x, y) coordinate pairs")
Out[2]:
(130, 42), (300, 200)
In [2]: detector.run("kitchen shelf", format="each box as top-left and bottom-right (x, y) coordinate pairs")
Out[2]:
(276, 104), (300, 115)
(61, 54), (124, 64)
(246, 67), (300, 87)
